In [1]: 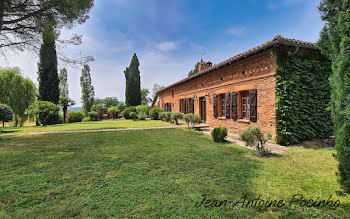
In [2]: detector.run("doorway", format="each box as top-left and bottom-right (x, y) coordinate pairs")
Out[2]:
(200, 97), (207, 123)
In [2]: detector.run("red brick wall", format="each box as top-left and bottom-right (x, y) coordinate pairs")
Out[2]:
(158, 49), (277, 134)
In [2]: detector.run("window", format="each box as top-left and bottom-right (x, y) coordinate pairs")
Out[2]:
(190, 98), (194, 113)
(220, 94), (225, 117)
(213, 89), (257, 122)
(242, 91), (250, 119)
(184, 98), (188, 114)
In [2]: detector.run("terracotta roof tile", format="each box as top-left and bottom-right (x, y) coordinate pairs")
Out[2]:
(154, 35), (317, 99)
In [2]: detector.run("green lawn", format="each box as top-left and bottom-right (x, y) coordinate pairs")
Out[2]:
(0, 119), (172, 134)
(0, 129), (349, 218)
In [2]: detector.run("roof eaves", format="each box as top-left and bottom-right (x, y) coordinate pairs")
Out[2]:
(155, 35), (317, 96)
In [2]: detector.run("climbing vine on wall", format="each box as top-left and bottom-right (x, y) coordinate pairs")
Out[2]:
(275, 48), (333, 145)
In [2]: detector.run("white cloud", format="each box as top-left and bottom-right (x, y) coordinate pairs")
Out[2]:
(155, 41), (178, 52)
(226, 27), (246, 36)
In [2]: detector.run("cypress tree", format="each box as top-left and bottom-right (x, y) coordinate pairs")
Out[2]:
(124, 53), (141, 106)
(37, 24), (60, 104)
(80, 64), (95, 115)
(319, 0), (350, 192)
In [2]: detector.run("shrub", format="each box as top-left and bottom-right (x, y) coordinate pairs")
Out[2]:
(184, 114), (202, 128)
(138, 112), (147, 120)
(149, 107), (163, 120)
(91, 104), (103, 112)
(0, 104), (14, 127)
(66, 111), (85, 123)
(164, 112), (171, 122)
(211, 127), (228, 143)
(136, 105), (148, 115)
(122, 107), (136, 119)
(159, 112), (167, 121)
(240, 127), (272, 157)
(129, 112), (138, 120)
(108, 106), (119, 119)
(171, 112), (183, 125)
(117, 102), (126, 111)
(26, 101), (60, 126)
(82, 117), (91, 122)
(58, 111), (64, 124)
(88, 111), (98, 121)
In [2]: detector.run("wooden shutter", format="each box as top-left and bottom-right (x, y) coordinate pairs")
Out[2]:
(169, 103), (172, 112)
(179, 99), (182, 113)
(184, 98), (188, 114)
(213, 94), (218, 118)
(249, 89), (257, 122)
(231, 92), (238, 120)
(225, 93), (231, 119)
(190, 98), (194, 114)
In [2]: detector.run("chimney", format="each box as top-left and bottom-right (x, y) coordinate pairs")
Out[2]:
(198, 60), (212, 72)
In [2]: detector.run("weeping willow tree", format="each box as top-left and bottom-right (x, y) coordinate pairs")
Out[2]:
(0, 68), (36, 126)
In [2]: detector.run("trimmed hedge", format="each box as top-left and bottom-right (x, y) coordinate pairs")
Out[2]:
(275, 48), (333, 145)
(149, 107), (163, 120)
(211, 127), (228, 143)
(88, 111), (98, 121)
(67, 111), (85, 123)
(171, 112), (183, 125)
(122, 107), (136, 119)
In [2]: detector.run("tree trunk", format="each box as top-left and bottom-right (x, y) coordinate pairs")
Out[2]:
(2, 121), (4, 127)
(63, 106), (67, 123)
(0, 0), (4, 33)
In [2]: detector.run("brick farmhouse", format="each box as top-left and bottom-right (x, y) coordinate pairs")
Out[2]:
(152, 35), (328, 136)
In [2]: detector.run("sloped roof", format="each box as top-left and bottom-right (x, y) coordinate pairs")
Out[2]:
(152, 35), (317, 105)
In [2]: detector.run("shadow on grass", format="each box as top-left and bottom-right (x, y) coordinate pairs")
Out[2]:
(0, 129), (347, 218)
(0, 129), (20, 134)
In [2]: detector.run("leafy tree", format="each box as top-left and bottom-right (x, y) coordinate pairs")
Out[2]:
(0, 104), (14, 127)
(141, 88), (152, 106)
(116, 102), (126, 110)
(136, 105), (148, 114)
(37, 23), (59, 104)
(124, 53), (141, 106)
(59, 68), (69, 98)
(171, 112), (183, 125)
(318, 0), (350, 193)
(0, 0), (94, 52)
(26, 101), (59, 126)
(152, 83), (165, 99)
(91, 104), (103, 112)
(80, 64), (95, 115)
(103, 97), (119, 107)
(0, 67), (36, 126)
(94, 97), (119, 107)
(59, 97), (75, 123)
(188, 62), (200, 77)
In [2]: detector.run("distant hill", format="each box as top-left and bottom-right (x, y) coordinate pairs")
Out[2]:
(68, 107), (82, 112)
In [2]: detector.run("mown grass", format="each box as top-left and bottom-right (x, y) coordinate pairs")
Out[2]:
(0, 129), (349, 218)
(0, 119), (172, 134)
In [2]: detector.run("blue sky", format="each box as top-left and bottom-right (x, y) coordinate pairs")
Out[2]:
(0, 0), (323, 106)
